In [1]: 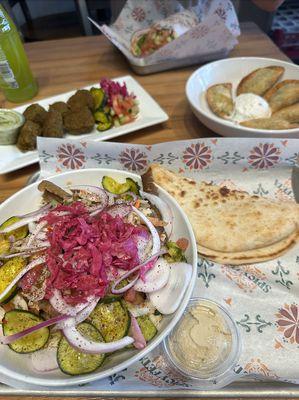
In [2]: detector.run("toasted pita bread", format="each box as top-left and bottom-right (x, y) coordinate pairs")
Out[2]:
(143, 164), (299, 265)
(237, 66), (284, 97)
(197, 231), (298, 265)
(264, 79), (299, 112)
(206, 83), (233, 118)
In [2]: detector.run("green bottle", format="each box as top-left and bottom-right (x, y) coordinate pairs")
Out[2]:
(0, 5), (38, 103)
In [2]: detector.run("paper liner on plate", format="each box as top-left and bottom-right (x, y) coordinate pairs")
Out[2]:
(7, 136), (292, 391)
(90, 0), (240, 66)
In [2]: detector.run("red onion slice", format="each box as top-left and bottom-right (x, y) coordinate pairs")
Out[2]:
(63, 326), (134, 354)
(141, 191), (173, 238)
(134, 258), (170, 293)
(27, 221), (48, 248)
(56, 297), (100, 330)
(0, 247), (49, 259)
(106, 204), (132, 218)
(0, 214), (46, 234)
(31, 347), (59, 372)
(50, 289), (91, 316)
(111, 249), (167, 294)
(71, 185), (108, 204)
(18, 204), (52, 219)
(1, 314), (69, 345)
(132, 206), (160, 255)
(130, 313), (146, 349)
(0, 256), (46, 301)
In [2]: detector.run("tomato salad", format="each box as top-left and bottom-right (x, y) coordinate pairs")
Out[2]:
(0, 176), (192, 376)
(91, 79), (139, 131)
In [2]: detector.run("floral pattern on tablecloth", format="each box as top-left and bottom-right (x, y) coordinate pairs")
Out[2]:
(6, 137), (298, 392)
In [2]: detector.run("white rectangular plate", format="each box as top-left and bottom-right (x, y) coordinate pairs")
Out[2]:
(0, 75), (168, 174)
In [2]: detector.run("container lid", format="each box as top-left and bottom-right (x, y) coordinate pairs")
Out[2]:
(163, 297), (241, 390)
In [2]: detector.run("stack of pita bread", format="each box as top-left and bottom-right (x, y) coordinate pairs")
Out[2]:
(143, 164), (299, 265)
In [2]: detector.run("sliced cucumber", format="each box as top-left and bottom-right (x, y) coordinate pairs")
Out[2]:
(57, 322), (105, 375)
(137, 315), (157, 342)
(102, 279), (129, 303)
(125, 178), (140, 195)
(0, 216), (29, 241)
(3, 310), (49, 353)
(102, 176), (140, 195)
(90, 301), (130, 342)
(90, 87), (106, 110)
(0, 235), (10, 255)
(0, 257), (27, 304)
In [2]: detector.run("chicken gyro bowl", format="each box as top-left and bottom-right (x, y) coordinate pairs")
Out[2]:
(0, 168), (197, 387)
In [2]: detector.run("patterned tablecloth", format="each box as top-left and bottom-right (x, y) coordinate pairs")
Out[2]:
(1, 137), (299, 391)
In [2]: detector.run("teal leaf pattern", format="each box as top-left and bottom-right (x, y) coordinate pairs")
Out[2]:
(236, 314), (272, 333)
(153, 153), (179, 165)
(91, 153), (116, 165)
(217, 151), (244, 165)
(271, 261), (293, 290)
(198, 258), (215, 288)
(253, 183), (269, 196)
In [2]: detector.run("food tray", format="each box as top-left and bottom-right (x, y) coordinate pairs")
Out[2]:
(3, 137), (299, 396)
(128, 49), (229, 75)
(0, 379), (298, 397)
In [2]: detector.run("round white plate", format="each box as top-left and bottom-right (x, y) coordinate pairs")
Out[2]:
(186, 57), (299, 138)
(0, 168), (197, 387)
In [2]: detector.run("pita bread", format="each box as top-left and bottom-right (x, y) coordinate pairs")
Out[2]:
(143, 164), (299, 265)
(197, 231), (298, 265)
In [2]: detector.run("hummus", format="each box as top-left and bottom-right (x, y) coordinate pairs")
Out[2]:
(168, 301), (232, 375)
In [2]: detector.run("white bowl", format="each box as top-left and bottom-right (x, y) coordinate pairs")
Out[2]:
(186, 57), (299, 138)
(0, 168), (197, 387)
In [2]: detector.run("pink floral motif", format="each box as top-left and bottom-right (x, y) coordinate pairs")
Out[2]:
(276, 304), (299, 344)
(56, 144), (85, 170)
(119, 148), (148, 171)
(248, 143), (281, 169)
(191, 25), (209, 39)
(182, 143), (212, 170)
(244, 358), (276, 378)
(131, 7), (146, 22)
(214, 6), (227, 20)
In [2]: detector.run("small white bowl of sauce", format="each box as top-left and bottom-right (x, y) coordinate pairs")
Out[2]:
(163, 297), (241, 390)
(0, 109), (24, 145)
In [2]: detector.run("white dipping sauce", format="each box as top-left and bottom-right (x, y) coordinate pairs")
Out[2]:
(230, 93), (271, 123)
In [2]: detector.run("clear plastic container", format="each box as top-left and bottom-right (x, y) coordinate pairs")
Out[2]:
(163, 297), (241, 390)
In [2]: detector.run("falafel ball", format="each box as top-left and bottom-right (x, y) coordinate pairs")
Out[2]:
(49, 101), (70, 116)
(63, 106), (95, 134)
(23, 104), (47, 126)
(17, 120), (42, 151)
(67, 90), (95, 112)
(42, 110), (64, 138)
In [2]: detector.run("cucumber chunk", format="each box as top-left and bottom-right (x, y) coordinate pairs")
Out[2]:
(57, 322), (105, 375)
(0, 216), (29, 241)
(3, 310), (49, 353)
(137, 315), (157, 342)
(102, 176), (140, 195)
(90, 301), (130, 342)
(0, 257), (27, 304)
